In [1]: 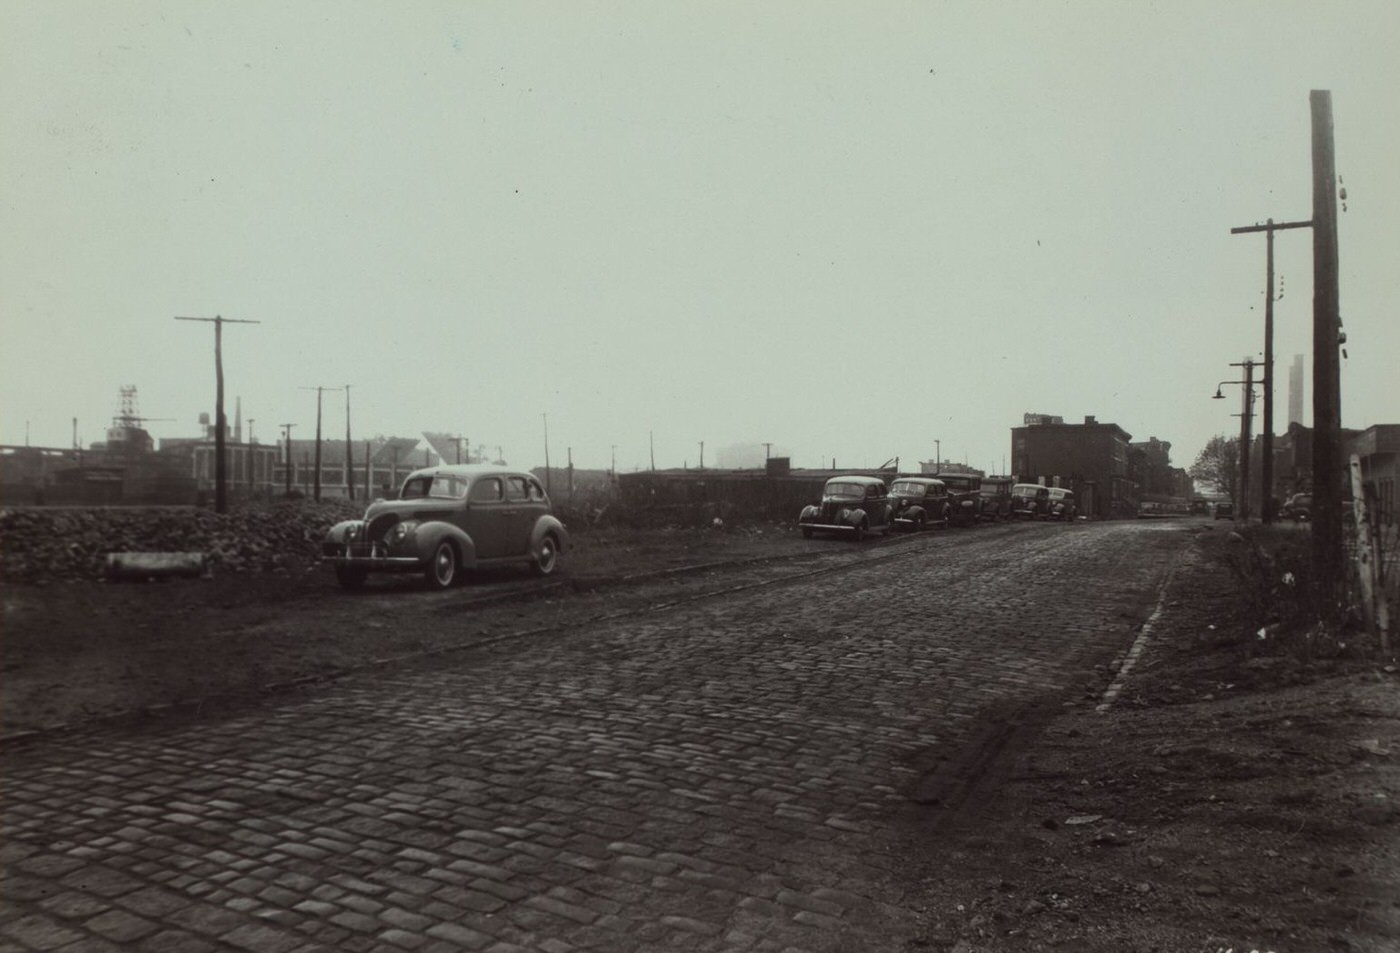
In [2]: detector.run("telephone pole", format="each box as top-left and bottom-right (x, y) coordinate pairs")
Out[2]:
(344, 386), (355, 502)
(1230, 216), (1312, 522)
(542, 414), (551, 493)
(1310, 89), (1343, 598)
(176, 315), (259, 513)
(301, 386), (343, 502)
(280, 423), (295, 497)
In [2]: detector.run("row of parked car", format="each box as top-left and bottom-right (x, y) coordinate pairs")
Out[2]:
(797, 473), (1077, 540)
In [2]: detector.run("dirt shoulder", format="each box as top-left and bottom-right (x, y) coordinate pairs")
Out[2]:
(901, 528), (1400, 952)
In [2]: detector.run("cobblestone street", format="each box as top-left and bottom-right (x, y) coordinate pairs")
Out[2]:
(2, 522), (1190, 952)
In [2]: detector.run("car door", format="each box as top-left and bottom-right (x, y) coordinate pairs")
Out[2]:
(466, 475), (511, 559)
(502, 475), (537, 556)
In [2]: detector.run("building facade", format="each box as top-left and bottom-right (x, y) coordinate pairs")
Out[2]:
(1011, 415), (1135, 519)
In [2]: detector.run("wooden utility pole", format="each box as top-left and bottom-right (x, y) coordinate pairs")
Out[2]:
(344, 386), (354, 502)
(1230, 217), (1312, 522)
(1310, 90), (1343, 599)
(280, 423), (295, 496)
(176, 315), (259, 513)
(542, 414), (551, 493)
(649, 431), (655, 471)
(301, 386), (343, 502)
(1231, 359), (1258, 520)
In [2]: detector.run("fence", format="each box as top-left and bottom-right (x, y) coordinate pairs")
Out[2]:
(1345, 455), (1396, 652)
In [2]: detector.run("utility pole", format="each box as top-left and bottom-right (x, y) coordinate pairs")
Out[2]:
(1231, 359), (1258, 520)
(542, 414), (551, 493)
(934, 439), (941, 475)
(344, 386), (354, 502)
(699, 441), (704, 470)
(1230, 217), (1312, 522)
(300, 386), (343, 502)
(176, 315), (259, 514)
(280, 424), (295, 497)
(611, 444), (617, 475)
(649, 431), (655, 471)
(763, 442), (772, 463)
(1310, 89), (1343, 599)
(567, 447), (574, 505)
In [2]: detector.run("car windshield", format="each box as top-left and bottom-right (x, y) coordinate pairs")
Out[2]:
(824, 482), (867, 499)
(942, 478), (975, 490)
(1013, 485), (1043, 496)
(891, 481), (931, 495)
(400, 475), (468, 500)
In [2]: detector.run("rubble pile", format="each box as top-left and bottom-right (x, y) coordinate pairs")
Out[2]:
(0, 501), (362, 582)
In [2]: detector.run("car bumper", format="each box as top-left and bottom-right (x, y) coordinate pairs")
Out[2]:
(322, 554), (422, 571)
(799, 522), (858, 533)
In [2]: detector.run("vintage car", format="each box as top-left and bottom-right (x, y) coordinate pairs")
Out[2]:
(1046, 487), (1078, 521)
(1280, 492), (1312, 521)
(1010, 482), (1050, 519)
(1214, 500), (1236, 520)
(888, 477), (949, 531)
(798, 475), (893, 540)
(322, 464), (567, 590)
(936, 474), (983, 527)
(979, 476), (1014, 521)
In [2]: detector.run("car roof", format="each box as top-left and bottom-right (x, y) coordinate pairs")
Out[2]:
(892, 476), (944, 485)
(825, 475), (886, 486)
(402, 464), (537, 482)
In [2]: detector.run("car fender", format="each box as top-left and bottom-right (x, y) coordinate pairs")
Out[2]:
(407, 521), (477, 568)
(324, 519), (363, 546)
(530, 515), (568, 551)
(904, 504), (927, 522)
(799, 504), (820, 521)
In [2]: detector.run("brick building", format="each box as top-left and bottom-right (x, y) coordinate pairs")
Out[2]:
(1011, 415), (1135, 519)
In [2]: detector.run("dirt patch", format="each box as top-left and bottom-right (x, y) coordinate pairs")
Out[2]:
(901, 529), (1400, 952)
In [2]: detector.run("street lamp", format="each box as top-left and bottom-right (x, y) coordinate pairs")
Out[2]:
(1212, 359), (1266, 520)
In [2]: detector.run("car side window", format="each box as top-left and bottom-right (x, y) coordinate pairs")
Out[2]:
(506, 476), (529, 501)
(527, 479), (545, 501)
(469, 477), (503, 502)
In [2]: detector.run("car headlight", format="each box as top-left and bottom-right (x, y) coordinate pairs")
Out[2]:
(387, 520), (419, 543)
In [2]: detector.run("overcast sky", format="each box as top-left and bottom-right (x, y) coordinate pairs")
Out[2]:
(3, 2), (1396, 475)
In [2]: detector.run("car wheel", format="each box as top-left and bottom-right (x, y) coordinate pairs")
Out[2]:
(801, 526), (813, 539)
(335, 566), (368, 591)
(532, 534), (559, 576)
(913, 514), (925, 532)
(425, 540), (458, 589)
(852, 519), (866, 542)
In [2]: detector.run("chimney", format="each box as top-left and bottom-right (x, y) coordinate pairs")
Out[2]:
(1084, 415), (1097, 425)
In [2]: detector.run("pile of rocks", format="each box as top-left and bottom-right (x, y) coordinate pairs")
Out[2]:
(0, 501), (362, 583)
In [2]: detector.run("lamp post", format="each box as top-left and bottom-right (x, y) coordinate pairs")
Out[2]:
(1213, 359), (1266, 520)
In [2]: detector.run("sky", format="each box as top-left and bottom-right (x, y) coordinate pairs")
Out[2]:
(2, 1), (1397, 475)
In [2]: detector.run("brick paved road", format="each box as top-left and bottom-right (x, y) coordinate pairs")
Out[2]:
(1, 522), (1190, 952)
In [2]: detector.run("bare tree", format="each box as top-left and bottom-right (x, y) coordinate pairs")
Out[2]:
(1190, 435), (1241, 501)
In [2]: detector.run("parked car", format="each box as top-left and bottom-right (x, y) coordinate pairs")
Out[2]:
(1010, 483), (1050, 519)
(1280, 492), (1312, 521)
(937, 474), (984, 527)
(798, 475), (893, 540)
(888, 477), (950, 531)
(1046, 487), (1077, 521)
(1214, 500), (1236, 521)
(322, 464), (568, 590)
(978, 477), (1014, 521)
